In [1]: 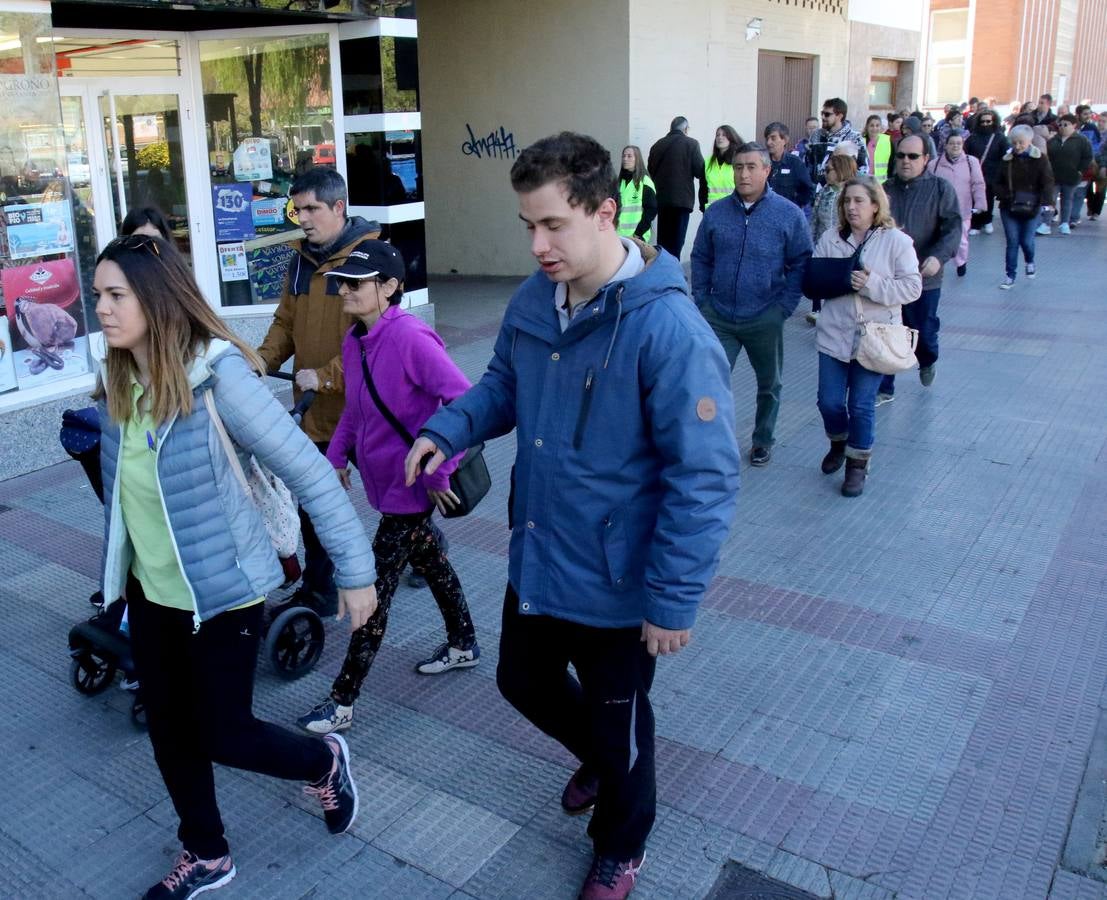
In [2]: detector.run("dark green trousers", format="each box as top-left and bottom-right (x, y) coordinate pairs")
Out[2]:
(699, 302), (785, 449)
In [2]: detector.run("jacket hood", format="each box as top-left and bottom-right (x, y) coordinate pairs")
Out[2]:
(1002, 145), (1042, 161)
(299, 215), (380, 262)
(505, 238), (688, 343)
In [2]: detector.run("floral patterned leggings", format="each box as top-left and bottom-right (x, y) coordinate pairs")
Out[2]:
(330, 510), (476, 706)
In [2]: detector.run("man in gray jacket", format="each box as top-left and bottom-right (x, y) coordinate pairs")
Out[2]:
(877, 134), (961, 402)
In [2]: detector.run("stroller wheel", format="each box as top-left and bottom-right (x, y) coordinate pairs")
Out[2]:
(70, 651), (117, 695)
(266, 606), (324, 680)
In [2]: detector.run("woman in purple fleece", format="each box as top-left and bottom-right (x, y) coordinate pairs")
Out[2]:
(297, 240), (479, 736)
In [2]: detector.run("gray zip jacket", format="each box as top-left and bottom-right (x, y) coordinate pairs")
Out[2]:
(99, 340), (375, 628)
(881, 171), (962, 291)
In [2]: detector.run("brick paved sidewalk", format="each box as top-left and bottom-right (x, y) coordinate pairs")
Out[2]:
(2, 220), (1106, 899)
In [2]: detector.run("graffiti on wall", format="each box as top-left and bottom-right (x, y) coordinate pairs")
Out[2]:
(461, 124), (518, 160)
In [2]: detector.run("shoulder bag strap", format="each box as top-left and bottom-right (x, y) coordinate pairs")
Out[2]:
(203, 390), (251, 494)
(359, 349), (416, 447)
(982, 132), (996, 162)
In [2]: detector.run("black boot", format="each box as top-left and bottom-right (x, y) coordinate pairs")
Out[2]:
(821, 440), (847, 474)
(841, 457), (868, 497)
(957, 263), (967, 277)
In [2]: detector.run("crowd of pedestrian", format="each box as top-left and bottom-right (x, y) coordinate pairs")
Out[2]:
(83, 82), (1102, 900)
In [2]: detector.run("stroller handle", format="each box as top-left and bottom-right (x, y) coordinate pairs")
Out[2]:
(267, 371), (317, 426)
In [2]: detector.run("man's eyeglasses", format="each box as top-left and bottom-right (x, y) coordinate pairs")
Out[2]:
(820, 111), (834, 117)
(979, 119), (994, 125)
(895, 152), (923, 160)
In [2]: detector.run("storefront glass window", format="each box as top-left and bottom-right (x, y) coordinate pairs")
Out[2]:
(200, 33), (334, 307)
(341, 36), (419, 115)
(0, 11), (91, 395)
(346, 130), (422, 206)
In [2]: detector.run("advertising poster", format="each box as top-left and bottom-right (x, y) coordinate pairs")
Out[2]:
(211, 183), (254, 242)
(248, 225), (298, 304)
(233, 137), (273, 182)
(218, 241), (248, 282)
(2, 257), (89, 388)
(251, 197), (285, 227)
(3, 200), (75, 259)
(0, 316), (18, 393)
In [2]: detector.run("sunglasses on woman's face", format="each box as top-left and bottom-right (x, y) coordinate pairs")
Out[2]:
(896, 152), (923, 160)
(334, 276), (368, 292)
(979, 119), (994, 125)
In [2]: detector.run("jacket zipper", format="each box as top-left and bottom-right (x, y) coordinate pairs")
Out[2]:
(572, 368), (595, 450)
(152, 412), (202, 632)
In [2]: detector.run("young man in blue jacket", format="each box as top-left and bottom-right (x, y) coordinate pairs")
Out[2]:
(691, 142), (813, 466)
(404, 132), (740, 900)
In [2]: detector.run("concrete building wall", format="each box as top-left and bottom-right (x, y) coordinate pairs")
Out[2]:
(1051, 0), (1078, 101)
(417, 0), (630, 276)
(846, 21), (923, 125)
(1070, 0), (1107, 103)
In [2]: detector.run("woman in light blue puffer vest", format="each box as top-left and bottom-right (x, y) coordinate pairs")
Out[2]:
(93, 234), (377, 899)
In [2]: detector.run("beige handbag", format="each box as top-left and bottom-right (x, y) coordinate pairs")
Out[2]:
(853, 295), (919, 375)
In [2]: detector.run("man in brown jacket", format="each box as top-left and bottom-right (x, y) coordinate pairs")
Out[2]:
(258, 167), (381, 609)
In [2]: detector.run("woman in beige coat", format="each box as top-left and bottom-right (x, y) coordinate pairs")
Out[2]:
(813, 177), (922, 496)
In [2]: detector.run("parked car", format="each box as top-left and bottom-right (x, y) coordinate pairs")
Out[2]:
(67, 152), (91, 187)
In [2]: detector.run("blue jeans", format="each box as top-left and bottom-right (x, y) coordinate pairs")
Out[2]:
(879, 287), (940, 395)
(1055, 183), (1081, 226)
(1000, 209), (1036, 278)
(818, 353), (883, 457)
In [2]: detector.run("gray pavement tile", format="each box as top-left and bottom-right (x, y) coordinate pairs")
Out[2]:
(0, 831), (91, 900)
(303, 844), (455, 899)
(1050, 871), (1107, 900)
(372, 790), (519, 887)
(462, 822), (593, 900)
(56, 812), (179, 900)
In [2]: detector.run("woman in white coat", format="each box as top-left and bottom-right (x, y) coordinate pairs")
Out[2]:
(814, 177), (922, 497)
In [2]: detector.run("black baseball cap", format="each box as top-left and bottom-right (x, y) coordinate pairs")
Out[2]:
(325, 239), (406, 283)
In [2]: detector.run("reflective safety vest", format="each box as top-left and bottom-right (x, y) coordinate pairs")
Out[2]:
(704, 157), (735, 208)
(868, 133), (893, 180)
(618, 174), (655, 241)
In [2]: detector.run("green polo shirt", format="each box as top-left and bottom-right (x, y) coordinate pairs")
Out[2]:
(118, 381), (194, 612)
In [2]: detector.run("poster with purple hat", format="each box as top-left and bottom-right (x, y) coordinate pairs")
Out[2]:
(1, 257), (89, 388)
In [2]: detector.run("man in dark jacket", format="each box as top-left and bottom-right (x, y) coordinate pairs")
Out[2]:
(1033, 94), (1057, 128)
(647, 116), (705, 259)
(691, 142), (813, 467)
(965, 108), (1009, 233)
(765, 122), (815, 209)
(877, 135), (962, 402)
(408, 132), (740, 900)
(258, 167), (381, 610)
(1047, 115), (1094, 232)
(806, 97), (869, 183)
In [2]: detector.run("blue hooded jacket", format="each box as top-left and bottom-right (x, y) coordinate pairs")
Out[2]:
(421, 244), (740, 631)
(690, 186), (813, 320)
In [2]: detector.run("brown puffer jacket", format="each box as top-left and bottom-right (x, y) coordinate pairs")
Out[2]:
(257, 217), (380, 442)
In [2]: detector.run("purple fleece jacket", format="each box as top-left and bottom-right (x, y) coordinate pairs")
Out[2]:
(326, 306), (470, 514)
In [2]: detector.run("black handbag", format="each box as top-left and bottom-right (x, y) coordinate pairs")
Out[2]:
(1007, 163), (1039, 219)
(359, 349), (490, 519)
(802, 230), (870, 300)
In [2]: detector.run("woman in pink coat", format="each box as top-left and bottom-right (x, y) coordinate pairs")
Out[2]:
(928, 128), (986, 276)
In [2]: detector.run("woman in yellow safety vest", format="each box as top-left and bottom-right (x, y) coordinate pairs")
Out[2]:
(864, 115), (893, 180)
(617, 145), (658, 242)
(700, 125), (743, 210)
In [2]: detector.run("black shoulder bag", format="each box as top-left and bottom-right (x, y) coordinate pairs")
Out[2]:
(1007, 161), (1040, 219)
(359, 349), (490, 519)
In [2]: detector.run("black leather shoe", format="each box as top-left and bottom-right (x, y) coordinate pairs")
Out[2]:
(750, 446), (771, 467)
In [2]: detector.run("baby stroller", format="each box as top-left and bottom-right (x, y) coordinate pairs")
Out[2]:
(64, 375), (327, 728)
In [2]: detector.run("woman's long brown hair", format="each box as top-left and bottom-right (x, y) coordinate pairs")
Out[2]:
(94, 235), (264, 425)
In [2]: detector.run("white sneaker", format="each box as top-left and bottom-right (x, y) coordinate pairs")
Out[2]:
(875, 393), (895, 407)
(297, 698), (354, 734)
(1036, 224), (1051, 236)
(1026, 263), (1036, 279)
(1059, 222), (1071, 235)
(999, 277), (1015, 290)
(968, 228), (980, 236)
(415, 642), (481, 675)
(805, 311), (818, 325)
(983, 223), (994, 234)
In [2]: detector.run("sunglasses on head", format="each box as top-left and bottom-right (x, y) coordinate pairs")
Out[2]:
(106, 234), (161, 256)
(896, 151), (923, 160)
